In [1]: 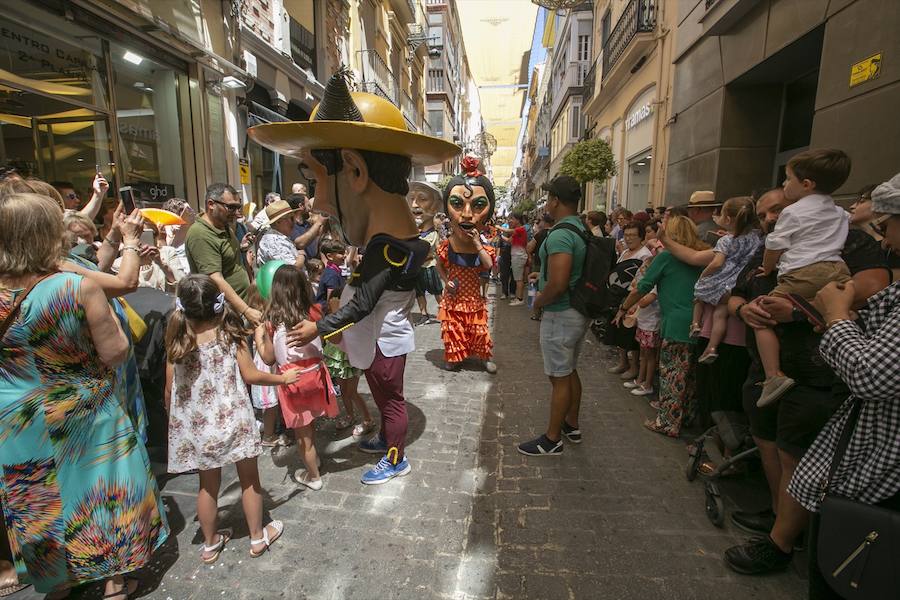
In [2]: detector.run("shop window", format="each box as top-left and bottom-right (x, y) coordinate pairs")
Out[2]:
(0, 12), (110, 110)
(109, 41), (188, 204)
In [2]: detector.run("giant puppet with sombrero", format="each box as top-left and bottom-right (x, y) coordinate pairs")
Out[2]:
(248, 68), (460, 485)
(435, 156), (498, 374)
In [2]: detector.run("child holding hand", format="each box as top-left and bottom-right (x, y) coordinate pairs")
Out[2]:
(257, 264), (338, 491)
(165, 274), (298, 563)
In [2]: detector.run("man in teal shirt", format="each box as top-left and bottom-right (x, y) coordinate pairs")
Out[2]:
(518, 176), (588, 457)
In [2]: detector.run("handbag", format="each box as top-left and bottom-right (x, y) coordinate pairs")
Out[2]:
(816, 399), (900, 599)
(0, 273), (56, 340)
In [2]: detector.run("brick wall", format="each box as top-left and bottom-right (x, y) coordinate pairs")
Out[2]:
(242, 0), (275, 44)
(323, 0), (350, 75)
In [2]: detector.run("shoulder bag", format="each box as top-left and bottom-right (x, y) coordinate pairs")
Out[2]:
(816, 398), (900, 599)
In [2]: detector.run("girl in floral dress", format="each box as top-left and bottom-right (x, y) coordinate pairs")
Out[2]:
(436, 156), (497, 373)
(165, 275), (298, 562)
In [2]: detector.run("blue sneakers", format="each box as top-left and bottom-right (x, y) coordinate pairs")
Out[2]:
(358, 433), (387, 454)
(361, 455), (412, 485)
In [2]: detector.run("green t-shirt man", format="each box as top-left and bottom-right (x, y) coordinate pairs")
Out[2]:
(538, 215), (586, 312)
(185, 215), (251, 300)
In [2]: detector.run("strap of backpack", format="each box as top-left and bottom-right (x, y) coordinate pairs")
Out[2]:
(544, 222), (588, 289)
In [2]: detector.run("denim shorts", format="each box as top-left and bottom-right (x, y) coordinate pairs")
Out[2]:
(539, 308), (589, 377)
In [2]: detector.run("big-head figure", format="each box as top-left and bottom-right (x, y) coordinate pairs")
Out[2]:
(248, 69), (459, 483)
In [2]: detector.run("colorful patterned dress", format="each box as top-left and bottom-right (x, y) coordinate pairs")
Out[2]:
(0, 273), (168, 594)
(437, 239), (495, 364)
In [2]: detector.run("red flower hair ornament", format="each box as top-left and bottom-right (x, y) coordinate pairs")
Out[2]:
(460, 155), (483, 178)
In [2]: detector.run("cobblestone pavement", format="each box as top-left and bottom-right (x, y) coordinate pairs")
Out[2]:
(17, 287), (806, 599)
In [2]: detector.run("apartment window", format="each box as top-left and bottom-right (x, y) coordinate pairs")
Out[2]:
(601, 10), (611, 49)
(428, 110), (444, 136)
(428, 69), (444, 92)
(571, 101), (583, 139)
(577, 35), (590, 62)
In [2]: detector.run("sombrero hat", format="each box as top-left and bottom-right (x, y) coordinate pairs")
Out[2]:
(247, 69), (460, 166)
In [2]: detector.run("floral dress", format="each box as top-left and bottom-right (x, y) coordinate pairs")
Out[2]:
(0, 273), (167, 594)
(168, 339), (261, 472)
(437, 239), (496, 364)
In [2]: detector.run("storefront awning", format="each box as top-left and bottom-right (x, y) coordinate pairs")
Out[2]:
(247, 101), (291, 127)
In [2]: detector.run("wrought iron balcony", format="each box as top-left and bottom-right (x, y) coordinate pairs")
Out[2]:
(358, 49), (398, 105)
(601, 0), (657, 82)
(583, 58), (597, 101)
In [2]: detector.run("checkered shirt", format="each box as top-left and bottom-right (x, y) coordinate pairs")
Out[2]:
(788, 281), (900, 512)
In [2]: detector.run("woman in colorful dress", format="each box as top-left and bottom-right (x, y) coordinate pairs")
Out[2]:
(436, 157), (497, 374)
(0, 193), (167, 599)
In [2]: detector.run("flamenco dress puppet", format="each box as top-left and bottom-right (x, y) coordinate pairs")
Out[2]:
(248, 68), (460, 485)
(436, 156), (498, 374)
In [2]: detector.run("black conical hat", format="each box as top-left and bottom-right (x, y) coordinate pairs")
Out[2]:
(314, 67), (363, 122)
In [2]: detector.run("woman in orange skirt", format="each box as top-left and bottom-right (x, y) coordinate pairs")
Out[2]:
(436, 156), (497, 374)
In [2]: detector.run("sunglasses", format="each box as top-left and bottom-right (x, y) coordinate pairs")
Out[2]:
(870, 214), (891, 238)
(213, 199), (242, 212)
(65, 192), (78, 200)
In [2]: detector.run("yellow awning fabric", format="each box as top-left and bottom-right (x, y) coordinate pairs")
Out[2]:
(0, 67), (92, 96)
(541, 10), (556, 48)
(0, 108), (97, 135)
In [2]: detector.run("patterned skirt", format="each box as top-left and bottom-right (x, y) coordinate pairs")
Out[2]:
(323, 342), (362, 381)
(438, 301), (492, 364)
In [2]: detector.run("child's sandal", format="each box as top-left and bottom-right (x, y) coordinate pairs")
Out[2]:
(249, 520), (284, 558)
(689, 322), (702, 337)
(352, 420), (374, 438)
(200, 528), (232, 564)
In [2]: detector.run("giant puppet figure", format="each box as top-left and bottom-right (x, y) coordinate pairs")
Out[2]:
(435, 156), (497, 374)
(407, 181), (444, 227)
(248, 69), (459, 485)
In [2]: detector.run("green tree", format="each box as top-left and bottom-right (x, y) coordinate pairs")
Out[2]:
(560, 138), (617, 184)
(437, 174), (454, 192)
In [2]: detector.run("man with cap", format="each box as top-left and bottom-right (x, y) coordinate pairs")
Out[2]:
(518, 175), (592, 457)
(254, 199), (306, 268)
(685, 190), (723, 245)
(248, 68), (459, 485)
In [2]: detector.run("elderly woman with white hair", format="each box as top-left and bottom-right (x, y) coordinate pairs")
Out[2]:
(788, 172), (900, 599)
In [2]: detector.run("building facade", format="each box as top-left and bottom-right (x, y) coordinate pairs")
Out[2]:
(0, 0), (250, 209)
(666, 0), (900, 204)
(581, 0), (676, 213)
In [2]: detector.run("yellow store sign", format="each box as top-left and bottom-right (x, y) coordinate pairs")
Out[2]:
(850, 53), (882, 88)
(239, 158), (250, 185)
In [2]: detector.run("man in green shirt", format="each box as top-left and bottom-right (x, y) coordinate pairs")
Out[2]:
(518, 175), (589, 457)
(185, 183), (261, 323)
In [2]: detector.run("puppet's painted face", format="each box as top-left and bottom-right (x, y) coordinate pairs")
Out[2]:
(446, 184), (491, 232)
(407, 189), (443, 223)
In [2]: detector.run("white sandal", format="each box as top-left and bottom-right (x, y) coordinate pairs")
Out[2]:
(200, 528), (232, 564)
(249, 520), (284, 558)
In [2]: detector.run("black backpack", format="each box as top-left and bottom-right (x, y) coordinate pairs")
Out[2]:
(550, 223), (617, 319)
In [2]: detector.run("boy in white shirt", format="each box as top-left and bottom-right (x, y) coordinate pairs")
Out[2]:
(755, 149), (852, 406)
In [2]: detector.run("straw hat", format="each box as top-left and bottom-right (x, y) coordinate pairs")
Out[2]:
(247, 69), (460, 166)
(259, 200), (300, 229)
(684, 190), (722, 208)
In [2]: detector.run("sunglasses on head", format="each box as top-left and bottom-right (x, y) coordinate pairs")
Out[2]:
(870, 214), (891, 238)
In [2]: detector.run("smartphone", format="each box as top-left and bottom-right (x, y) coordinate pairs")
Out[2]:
(786, 293), (826, 329)
(119, 186), (136, 215)
(95, 164), (101, 175)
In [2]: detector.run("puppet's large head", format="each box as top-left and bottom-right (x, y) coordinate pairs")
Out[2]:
(407, 181), (443, 227)
(442, 156), (495, 232)
(248, 68), (460, 245)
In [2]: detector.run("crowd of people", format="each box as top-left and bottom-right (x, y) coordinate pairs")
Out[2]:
(513, 150), (900, 599)
(1, 70), (898, 600)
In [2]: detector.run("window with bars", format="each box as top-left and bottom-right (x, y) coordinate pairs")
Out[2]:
(428, 69), (444, 92)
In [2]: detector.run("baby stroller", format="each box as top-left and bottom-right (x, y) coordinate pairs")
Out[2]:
(685, 410), (759, 527)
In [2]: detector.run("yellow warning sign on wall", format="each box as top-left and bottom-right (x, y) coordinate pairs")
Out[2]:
(239, 158), (250, 184)
(850, 53), (882, 88)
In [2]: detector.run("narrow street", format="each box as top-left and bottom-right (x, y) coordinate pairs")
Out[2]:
(25, 288), (805, 599)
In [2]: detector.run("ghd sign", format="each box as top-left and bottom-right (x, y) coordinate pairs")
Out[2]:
(626, 102), (653, 130)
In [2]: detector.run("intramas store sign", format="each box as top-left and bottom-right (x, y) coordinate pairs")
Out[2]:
(626, 102), (653, 130)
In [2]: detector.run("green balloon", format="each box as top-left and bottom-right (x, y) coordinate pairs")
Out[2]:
(256, 260), (286, 300)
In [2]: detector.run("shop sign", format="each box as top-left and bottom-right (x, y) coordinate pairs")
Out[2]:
(129, 181), (176, 203)
(625, 103), (653, 130)
(239, 158), (250, 185)
(849, 53), (882, 88)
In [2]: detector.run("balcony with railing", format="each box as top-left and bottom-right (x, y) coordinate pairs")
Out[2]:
(582, 57), (597, 103)
(359, 49), (398, 105)
(601, 0), (657, 83)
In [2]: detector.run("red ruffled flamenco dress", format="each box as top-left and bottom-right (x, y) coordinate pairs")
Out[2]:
(437, 239), (495, 364)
